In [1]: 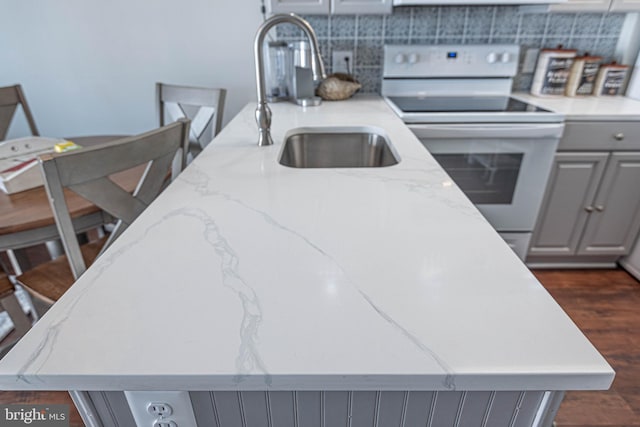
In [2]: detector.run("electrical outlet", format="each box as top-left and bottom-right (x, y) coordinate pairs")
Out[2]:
(125, 391), (197, 427)
(332, 50), (354, 74)
(148, 402), (173, 418)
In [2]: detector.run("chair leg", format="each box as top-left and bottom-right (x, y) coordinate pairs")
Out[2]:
(6, 250), (26, 275)
(0, 293), (32, 337)
(45, 240), (65, 259)
(0, 292), (35, 357)
(12, 283), (40, 322)
(13, 285), (51, 319)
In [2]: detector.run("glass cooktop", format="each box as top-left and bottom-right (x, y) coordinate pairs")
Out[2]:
(386, 96), (552, 113)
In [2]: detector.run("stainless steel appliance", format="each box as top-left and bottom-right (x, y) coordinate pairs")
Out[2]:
(264, 39), (322, 106)
(382, 44), (564, 260)
(265, 41), (292, 102)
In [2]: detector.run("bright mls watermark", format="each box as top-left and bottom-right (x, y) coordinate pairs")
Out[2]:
(0, 405), (68, 426)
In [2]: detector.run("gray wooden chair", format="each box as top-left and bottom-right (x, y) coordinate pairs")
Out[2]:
(0, 85), (40, 285)
(16, 119), (190, 309)
(0, 84), (39, 141)
(157, 83), (226, 161)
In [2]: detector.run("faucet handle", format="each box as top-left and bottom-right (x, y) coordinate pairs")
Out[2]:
(256, 103), (274, 147)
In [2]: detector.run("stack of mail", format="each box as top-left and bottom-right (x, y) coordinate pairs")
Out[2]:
(0, 137), (65, 194)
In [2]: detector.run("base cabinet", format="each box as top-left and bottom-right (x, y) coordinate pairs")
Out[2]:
(579, 152), (640, 255)
(529, 151), (640, 261)
(528, 119), (640, 266)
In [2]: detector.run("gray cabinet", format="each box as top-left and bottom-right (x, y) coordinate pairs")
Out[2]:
(578, 152), (640, 255)
(267, 0), (392, 14)
(529, 153), (609, 256)
(268, 0), (329, 14)
(550, 0), (611, 11)
(528, 121), (640, 266)
(610, 0), (640, 10)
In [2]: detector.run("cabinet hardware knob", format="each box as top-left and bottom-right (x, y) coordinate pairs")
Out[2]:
(585, 206), (594, 212)
(595, 205), (605, 212)
(614, 133), (625, 141)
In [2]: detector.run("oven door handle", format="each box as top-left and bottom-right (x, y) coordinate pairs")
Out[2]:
(408, 123), (565, 139)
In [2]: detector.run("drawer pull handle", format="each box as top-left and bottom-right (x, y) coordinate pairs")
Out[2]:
(585, 206), (594, 212)
(614, 133), (625, 141)
(595, 205), (605, 212)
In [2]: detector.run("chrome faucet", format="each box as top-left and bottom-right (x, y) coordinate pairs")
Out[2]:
(254, 14), (327, 146)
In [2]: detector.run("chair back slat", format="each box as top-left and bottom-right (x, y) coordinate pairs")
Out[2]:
(69, 177), (147, 226)
(0, 87), (20, 106)
(157, 83), (226, 157)
(0, 106), (17, 141)
(39, 119), (190, 280)
(40, 159), (86, 277)
(51, 124), (186, 186)
(133, 151), (176, 206)
(0, 85), (39, 140)
(164, 103), (216, 145)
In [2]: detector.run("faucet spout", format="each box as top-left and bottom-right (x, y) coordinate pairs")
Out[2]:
(254, 13), (326, 147)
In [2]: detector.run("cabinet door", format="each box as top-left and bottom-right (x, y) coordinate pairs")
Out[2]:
(529, 152), (609, 256)
(268, 0), (329, 14)
(331, 0), (392, 14)
(549, 0), (611, 11)
(578, 152), (640, 255)
(610, 0), (640, 10)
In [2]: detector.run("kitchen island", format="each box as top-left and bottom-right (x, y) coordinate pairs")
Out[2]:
(0, 97), (613, 426)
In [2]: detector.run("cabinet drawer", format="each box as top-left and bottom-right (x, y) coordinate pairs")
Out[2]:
(559, 121), (640, 151)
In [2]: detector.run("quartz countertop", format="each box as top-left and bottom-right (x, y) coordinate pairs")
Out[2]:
(514, 93), (640, 121)
(0, 96), (613, 391)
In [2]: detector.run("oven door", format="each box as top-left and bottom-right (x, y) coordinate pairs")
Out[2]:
(410, 123), (563, 232)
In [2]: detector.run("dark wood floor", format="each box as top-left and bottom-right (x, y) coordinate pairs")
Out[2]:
(533, 269), (640, 427)
(0, 268), (638, 426)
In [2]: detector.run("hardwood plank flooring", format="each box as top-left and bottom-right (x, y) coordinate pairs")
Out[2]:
(0, 267), (637, 426)
(533, 269), (640, 427)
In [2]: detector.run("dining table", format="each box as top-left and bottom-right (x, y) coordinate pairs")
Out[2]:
(0, 135), (139, 273)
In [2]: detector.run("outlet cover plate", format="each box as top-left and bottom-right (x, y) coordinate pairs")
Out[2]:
(332, 50), (354, 74)
(125, 391), (197, 427)
(522, 48), (540, 73)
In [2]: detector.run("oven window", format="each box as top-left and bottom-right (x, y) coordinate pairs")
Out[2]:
(432, 153), (523, 204)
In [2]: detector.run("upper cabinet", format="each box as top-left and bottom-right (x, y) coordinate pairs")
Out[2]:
(270, 0), (636, 12)
(332, 0), (393, 14)
(267, 0), (392, 14)
(609, 0), (640, 10)
(551, 0), (640, 11)
(268, 0), (328, 14)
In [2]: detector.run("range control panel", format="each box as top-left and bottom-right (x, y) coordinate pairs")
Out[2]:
(383, 44), (520, 78)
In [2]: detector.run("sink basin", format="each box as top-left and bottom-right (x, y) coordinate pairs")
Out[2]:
(279, 127), (400, 168)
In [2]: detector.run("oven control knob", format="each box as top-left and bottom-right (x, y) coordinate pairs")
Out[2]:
(394, 53), (406, 64)
(500, 52), (511, 63)
(486, 52), (498, 63)
(408, 53), (419, 64)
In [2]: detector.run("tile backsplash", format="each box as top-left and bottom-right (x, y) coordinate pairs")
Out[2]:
(275, 6), (627, 93)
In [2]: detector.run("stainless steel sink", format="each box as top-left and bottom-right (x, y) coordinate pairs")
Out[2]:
(279, 127), (400, 168)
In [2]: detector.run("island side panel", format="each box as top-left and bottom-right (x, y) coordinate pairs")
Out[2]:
(80, 389), (556, 427)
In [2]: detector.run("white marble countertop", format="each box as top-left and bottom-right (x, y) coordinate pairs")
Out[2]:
(0, 96), (613, 392)
(514, 93), (640, 121)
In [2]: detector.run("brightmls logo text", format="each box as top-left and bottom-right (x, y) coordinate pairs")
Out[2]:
(5, 408), (46, 424)
(0, 405), (68, 426)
